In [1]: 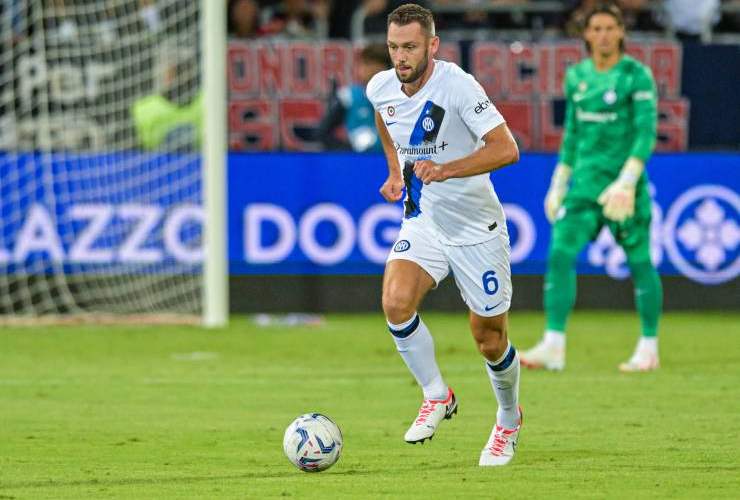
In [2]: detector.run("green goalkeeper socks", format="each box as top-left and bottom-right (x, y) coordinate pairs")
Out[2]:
(544, 252), (662, 338)
(628, 260), (663, 337)
(544, 249), (577, 333)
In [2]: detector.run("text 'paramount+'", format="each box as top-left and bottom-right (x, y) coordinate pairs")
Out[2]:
(394, 141), (449, 156)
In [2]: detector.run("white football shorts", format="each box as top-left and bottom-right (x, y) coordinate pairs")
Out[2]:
(387, 217), (512, 317)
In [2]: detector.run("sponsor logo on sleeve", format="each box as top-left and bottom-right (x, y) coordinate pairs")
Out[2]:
(633, 90), (654, 101)
(474, 100), (491, 114)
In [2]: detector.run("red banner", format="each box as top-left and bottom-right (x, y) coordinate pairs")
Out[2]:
(228, 40), (687, 152)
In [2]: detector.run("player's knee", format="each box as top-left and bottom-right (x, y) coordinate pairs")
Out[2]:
(626, 252), (653, 271)
(548, 247), (576, 271)
(627, 258), (661, 286)
(627, 258), (653, 273)
(471, 323), (508, 361)
(382, 290), (417, 325)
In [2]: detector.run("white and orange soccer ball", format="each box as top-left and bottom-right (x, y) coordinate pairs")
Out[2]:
(283, 413), (343, 472)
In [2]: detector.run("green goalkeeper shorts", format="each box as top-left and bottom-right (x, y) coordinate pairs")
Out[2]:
(550, 190), (653, 260)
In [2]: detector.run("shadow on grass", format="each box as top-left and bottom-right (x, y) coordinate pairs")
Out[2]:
(0, 468), (380, 491)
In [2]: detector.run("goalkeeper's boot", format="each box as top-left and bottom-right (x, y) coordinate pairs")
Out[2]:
(479, 406), (523, 466)
(520, 339), (565, 371)
(619, 347), (659, 373)
(404, 388), (457, 444)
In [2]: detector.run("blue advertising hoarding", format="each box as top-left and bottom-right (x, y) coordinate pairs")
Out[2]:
(0, 152), (738, 285)
(230, 152), (739, 285)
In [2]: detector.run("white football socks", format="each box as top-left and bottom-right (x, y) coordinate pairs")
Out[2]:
(388, 313), (448, 400)
(636, 336), (658, 354)
(485, 342), (521, 429)
(544, 329), (566, 348)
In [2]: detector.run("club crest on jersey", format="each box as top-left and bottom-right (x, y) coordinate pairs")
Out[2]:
(394, 240), (411, 252)
(578, 81), (587, 92)
(409, 100), (445, 145)
(387, 106), (395, 116)
(603, 90), (617, 105)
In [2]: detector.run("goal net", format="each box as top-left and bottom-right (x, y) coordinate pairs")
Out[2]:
(0, 0), (207, 323)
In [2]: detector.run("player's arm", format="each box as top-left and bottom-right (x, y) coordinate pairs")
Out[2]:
(413, 74), (518, 184)
(598, 66), (658, 222)
(544, 70), (577, 223)
(558, 70), (578, 171)
(628, 66), (658, 163)
(414, 123), (518, 184)
(374, 111), (404, 202)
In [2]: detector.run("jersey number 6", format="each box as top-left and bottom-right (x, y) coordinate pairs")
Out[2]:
(482, 270), (499, 296)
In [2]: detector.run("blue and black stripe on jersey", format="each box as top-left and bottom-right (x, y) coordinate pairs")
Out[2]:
(409, 100), (445, 145)
(402, 101), (445, 218)
(402, 160), (423, 218)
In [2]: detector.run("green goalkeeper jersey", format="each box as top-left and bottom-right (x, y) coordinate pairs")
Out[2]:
(559, 55), (657, 201)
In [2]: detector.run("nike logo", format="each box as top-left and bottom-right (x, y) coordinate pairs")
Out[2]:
(385, 121), (397, 126)
(484, 301), (504, 312)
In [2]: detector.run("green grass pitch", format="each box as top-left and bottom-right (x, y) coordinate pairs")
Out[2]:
(1, 311), (738, 499)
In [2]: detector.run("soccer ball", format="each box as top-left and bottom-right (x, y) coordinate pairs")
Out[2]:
(283, 413), (343, 472)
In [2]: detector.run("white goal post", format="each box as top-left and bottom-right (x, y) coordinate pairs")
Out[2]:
(202, 0), (228, 327)
(0, 0), (228, 326)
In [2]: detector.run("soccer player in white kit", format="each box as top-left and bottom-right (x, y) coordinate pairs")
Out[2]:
(366, 4), (522, 466)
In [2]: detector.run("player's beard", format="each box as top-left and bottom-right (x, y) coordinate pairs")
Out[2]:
(395, 47), (431, 84)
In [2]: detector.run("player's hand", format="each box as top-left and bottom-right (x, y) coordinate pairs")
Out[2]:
(544, 186), (566, 223)
(598, 181), (636, 223)
(379, 175), (404, 202)
(413, 160), (447, 185)
(544, 163), (571, 223)
(597, 157), (643, 223)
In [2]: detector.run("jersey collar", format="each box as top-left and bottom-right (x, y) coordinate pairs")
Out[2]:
(398, 59), (440, 100)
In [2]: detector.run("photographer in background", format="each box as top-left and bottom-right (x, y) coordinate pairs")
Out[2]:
(315, 43), (391, 152)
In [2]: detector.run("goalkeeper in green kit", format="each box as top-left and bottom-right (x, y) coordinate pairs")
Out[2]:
(520, 3), (662, 373)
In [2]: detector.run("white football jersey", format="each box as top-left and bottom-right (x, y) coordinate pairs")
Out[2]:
(366, 59), (508, 245)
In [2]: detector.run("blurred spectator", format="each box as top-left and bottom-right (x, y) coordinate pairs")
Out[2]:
(228, 0), (264, 38)
(261, 0), (329, 39)
(138, 0), (162, 34)
(432, 0), (570, 35)
(618, 0), (653, 31)
(46, 0), (79, 43)
(489, 0), (535, 31)
(657, 0), (721, 41)
(4, 0), (26, 43)
(352, 0), (429, 42)
(433, 0), (492, 30)
(715, 0), (740, 34)
(329, 0), (362, 39)
(565, 0), (594, 37)
(315, 44), (391, 152)
(131, 43), (202, 151)
(566, 0), (652, 36)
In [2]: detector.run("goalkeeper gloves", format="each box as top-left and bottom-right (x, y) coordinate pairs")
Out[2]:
(544, 163), (572, 223)
(597, 157), (644, 223)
